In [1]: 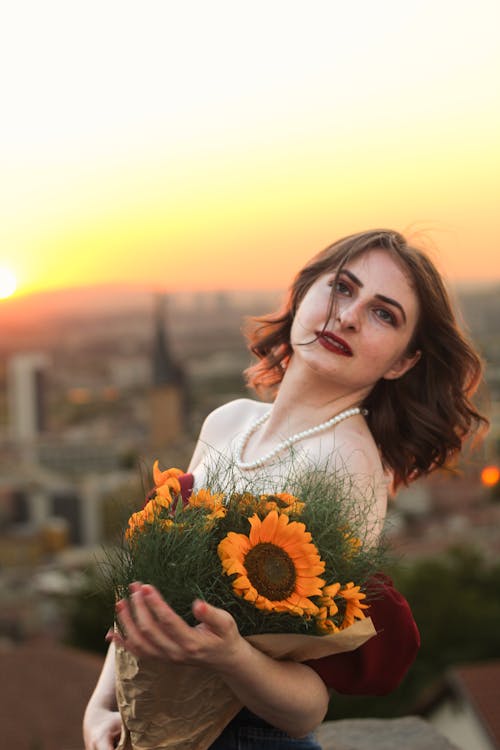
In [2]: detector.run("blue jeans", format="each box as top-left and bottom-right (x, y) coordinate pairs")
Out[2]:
(208, 709), (322, 749)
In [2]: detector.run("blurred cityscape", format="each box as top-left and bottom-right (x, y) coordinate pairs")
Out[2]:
(0, 285), (281, 638)
(1, 283), (499, 749)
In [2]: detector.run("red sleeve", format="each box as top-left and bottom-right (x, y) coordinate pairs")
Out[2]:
(305, 574), (420, 695)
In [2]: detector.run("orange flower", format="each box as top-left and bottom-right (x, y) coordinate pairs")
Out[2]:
(230, 492), (260, 514)
(314, 582), (341, 634)
(153, 460), (184, 486)
(339, 582), (369, 628)
(125, 498), (162, 539)
(207, 506), (227, 521)
(317, 582), (341, 616)
(126, 463), (187, 540)
(218, 510), (325, 616)
(189, 488), (227, 526)
(151, 461), (183, 507)
(188, 488), (226, 512)
(340, 527), (362, 557)
(125, 511), (143, 539)
(315, 612), (340, 634)
(259, 493), (305, 516)
(159, 518), (175, 531)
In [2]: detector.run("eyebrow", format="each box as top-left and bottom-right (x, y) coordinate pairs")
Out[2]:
(340, 269), (408, 323)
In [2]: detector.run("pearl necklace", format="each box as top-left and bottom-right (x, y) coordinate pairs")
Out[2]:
(235, 406), (367, 471)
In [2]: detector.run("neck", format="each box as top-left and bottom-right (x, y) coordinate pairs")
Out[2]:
(265, 358), (370, 437)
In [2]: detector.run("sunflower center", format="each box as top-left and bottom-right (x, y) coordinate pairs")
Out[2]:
(245, 542), (296, 600)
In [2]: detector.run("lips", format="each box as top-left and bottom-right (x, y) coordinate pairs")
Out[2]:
(316, 331), (353, 357)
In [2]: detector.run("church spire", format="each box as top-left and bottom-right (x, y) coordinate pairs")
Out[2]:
(149, 293), (186, 452)
(152, 294), (183, 386)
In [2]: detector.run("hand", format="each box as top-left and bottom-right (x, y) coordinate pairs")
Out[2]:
(110, 583), (247, 672)
(83, 705), (122, 750)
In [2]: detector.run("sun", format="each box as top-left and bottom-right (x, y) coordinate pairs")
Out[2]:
(0, 267), (17, 299)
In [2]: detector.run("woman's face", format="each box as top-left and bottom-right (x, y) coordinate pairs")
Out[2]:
(289, 248), (421, 397)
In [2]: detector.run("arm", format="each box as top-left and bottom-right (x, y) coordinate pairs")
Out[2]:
(111, 584), (329, 738)
(83, 643), (122, 750)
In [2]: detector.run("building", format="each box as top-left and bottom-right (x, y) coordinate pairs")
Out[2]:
(0, 460), (136, 557)
(7, 352), (49, 443)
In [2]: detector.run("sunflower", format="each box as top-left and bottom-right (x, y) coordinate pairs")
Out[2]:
(218, 510), (325, 616)
(339, 582), (369, 628)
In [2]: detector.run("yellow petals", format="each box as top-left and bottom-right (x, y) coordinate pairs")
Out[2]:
(153, 460), (184, 487)
(259, 493), (305, 516)
(217, 509), (325, 617)
(339, 582), (370, 629)
(316, 617), (340, 634)
(125, 464), (371, 638)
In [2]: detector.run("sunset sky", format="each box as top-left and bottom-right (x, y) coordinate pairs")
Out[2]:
(1, 0), (499, 298)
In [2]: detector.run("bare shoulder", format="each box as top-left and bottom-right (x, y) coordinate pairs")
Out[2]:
(188, 398), (269, 474)
(198, 398), (269, 443)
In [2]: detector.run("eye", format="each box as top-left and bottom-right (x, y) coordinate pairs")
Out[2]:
(374, 307), (396, 325)
(328, 278), (351, 296)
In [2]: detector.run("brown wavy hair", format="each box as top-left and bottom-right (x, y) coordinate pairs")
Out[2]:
(245, 229), (488, 488)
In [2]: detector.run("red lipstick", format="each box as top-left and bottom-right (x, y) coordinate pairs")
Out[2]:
(316, 331), (353, 357)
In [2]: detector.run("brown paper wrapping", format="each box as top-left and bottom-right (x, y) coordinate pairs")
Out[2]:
(116, 617), (376, 750)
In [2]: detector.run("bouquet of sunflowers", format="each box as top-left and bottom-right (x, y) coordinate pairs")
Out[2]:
(107, 459), (385, 750)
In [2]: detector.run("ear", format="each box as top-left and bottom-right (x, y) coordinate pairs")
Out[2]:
(383, 350), (422, 381)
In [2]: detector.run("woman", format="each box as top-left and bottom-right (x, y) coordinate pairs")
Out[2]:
(83, 229), (486, 750)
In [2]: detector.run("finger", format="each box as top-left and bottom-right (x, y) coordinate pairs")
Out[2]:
(192, 598), (236, 637)
(140, 583), (172, 611)
(140, 585), (209, 660)
(127, 585), (197, 661)
(131, 590), (157, 632)
(115, 599), (162, 657)
(131, 590), (183, 653)
(141, 585), (190, 634)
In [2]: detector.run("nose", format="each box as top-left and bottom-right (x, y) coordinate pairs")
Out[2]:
(336, 301), (361, 331)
